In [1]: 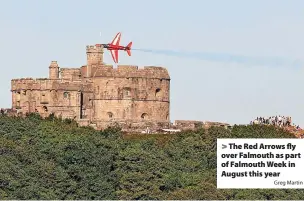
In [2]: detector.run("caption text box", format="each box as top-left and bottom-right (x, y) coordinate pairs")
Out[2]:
(217, 138), (304, 189)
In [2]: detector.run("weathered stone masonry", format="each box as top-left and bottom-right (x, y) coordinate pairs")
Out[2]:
(11, 44), (170, 130)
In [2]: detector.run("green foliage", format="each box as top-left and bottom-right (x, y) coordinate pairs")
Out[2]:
(0, 114), (117, 199)
(0, 115), (303, 200)
(100, 124), (122, 140)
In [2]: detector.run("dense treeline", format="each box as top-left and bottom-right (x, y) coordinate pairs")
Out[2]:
(0, 113), (303, 200)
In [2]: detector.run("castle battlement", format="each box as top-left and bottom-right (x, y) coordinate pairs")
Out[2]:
(90, 65), (170, 79)
(49, 61), (59, 67)
(11, 78), (80, 82)
(11, 78), (35, 81)
(86, 45), (103, 53)
(60, 67), (80, 70)
(86, 45), (102, 49)
(117, 65), (138, 71)
(116, 65), (167, 71)
(11, 78), (51, 83)
(11, 77), (91, 92)
(11, 78), (63, 83)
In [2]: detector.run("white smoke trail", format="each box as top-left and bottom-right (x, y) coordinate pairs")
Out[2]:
(132, 48), (302, 67)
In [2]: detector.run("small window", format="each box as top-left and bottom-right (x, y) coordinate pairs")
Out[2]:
(42, 94), (45, 97)
(107, 112), (113, 118)
(43, 106), (48, 112)
(141, 113), (148, 120)
(63, 92), (69, 98)
(155, 88), (161, 98)
(123, 87), (131, 97)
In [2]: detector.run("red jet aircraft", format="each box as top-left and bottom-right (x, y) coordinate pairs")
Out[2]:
(98, 32), (132, 63)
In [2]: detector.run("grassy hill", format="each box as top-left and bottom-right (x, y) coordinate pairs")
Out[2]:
(0, 113), (303, 200)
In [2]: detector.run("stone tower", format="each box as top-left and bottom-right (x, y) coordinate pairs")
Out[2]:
(86, 44), (104, 77)
(49, 61), (59, 79)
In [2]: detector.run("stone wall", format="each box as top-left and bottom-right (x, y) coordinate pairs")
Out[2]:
(173, 120), (204, 130)
(173, 120), (230, 130)
(60, 68), (81, 80)
(90, 65), (170, 120)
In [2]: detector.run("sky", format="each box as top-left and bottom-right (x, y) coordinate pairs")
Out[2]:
(1, 0), (304, 126)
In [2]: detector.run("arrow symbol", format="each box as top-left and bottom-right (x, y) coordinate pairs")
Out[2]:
(222, 144), (227, 149)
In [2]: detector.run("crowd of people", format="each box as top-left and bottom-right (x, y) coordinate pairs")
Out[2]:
(0, 108), (7, 115)
(250, 115), (301, 130)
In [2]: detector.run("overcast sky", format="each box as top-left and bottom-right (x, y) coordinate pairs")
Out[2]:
(1, 0), (304, 126)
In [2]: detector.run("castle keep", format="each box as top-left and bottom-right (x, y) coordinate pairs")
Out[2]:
(11, 44), (170, 130)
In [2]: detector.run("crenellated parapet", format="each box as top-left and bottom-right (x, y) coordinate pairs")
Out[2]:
(86, 45), (104, 66)
(60, 68), (81, 80)
(91, 64), (170, 80)
(11, 78), (92, 92)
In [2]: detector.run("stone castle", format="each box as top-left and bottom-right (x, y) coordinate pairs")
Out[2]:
(7, 44), (301, 134)
(10, 44), (171, 131)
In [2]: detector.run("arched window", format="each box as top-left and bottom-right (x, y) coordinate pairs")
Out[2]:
(16, 92), (21, 102)
(107, 112), (113, 118)
(43, 106), (48, 112)
(141, 113), (148, 120)
(155, 88), (161, 98)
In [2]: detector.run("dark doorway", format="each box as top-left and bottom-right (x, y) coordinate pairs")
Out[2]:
(80, 92), (84, 119)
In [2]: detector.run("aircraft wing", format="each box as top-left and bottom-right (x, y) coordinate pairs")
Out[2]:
(110, 49), (119, 63)
(110, 32), (121, 46)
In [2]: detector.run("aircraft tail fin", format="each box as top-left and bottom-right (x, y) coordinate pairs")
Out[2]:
(126, 42), (132, 56)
